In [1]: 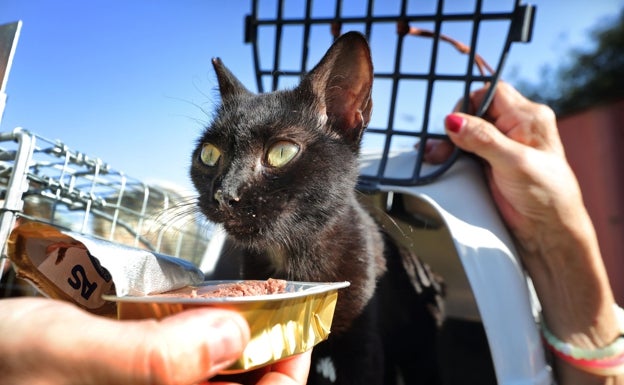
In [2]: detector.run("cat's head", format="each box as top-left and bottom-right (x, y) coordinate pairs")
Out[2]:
(190, 32), (373, 249)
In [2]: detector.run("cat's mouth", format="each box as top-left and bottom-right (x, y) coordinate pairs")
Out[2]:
(216, 208), (295, 248)
(205, 203), (268, 241)
(221, 217), (262, 237)
(222, 220), (285, 250)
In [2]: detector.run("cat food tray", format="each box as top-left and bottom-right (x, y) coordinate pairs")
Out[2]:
(105, 280), (350, 373)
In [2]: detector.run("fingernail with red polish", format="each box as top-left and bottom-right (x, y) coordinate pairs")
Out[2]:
(445, 114), (464, 134)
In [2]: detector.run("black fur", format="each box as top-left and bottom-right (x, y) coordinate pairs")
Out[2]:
(191, 32), (444, 384)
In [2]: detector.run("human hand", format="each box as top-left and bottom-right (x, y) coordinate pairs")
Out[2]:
(427, 82), (585, 257)
(0, 297), (309, 385)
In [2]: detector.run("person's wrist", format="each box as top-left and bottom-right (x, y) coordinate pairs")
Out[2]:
(518, 212), (619, 352)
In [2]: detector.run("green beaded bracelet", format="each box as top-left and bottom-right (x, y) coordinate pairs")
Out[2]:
(540, 304), (624, 360)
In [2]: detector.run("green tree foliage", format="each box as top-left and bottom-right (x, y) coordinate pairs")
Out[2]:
(516, 8), (624, 117)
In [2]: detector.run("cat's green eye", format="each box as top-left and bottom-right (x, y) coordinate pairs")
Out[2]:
(200, 143), (222, 166)
(266, 141), (300, 168)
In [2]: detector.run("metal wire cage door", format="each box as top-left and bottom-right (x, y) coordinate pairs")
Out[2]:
(0, 128), (212, 295)
(244, 0), (535, 188)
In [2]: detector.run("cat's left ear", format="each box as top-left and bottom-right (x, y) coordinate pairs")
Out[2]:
(212, 57), (252, 103)
(304, 31), (373, 146)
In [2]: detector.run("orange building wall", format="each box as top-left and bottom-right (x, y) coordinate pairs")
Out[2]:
(558, 100), (624, 304)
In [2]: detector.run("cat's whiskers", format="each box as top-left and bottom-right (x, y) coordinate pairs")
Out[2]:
(165, 80), (218, 124)
(142, 197), (214, 258)
(149, 196), (210, 233)
(355, 190), (410, 240)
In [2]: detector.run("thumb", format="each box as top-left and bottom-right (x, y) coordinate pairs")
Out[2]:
(86, 307), (251, 384)
(148, 308), (251, 380)
(444, 113), (522, 168)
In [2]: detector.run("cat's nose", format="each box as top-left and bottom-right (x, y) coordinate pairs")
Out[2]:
(214, 189), (240, 208)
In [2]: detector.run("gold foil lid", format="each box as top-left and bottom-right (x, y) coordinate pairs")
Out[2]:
(105, 280), (350, 373)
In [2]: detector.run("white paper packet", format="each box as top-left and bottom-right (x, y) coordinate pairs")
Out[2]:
(7, 221), (204, 316)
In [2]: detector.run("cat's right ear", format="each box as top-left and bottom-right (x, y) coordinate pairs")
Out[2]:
(304, 31), (373, 147)
(212, 58), (252, 103)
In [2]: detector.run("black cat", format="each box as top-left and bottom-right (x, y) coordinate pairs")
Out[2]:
(190, 31), (444, 385)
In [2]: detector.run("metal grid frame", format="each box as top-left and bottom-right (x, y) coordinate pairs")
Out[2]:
(0, 128), (211, 289)
(244, 0), (535, 187)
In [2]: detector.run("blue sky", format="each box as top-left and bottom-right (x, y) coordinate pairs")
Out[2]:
(0, 0), (622, 191)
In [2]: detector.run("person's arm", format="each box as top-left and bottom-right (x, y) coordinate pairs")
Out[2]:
(432, 82), (622, 384)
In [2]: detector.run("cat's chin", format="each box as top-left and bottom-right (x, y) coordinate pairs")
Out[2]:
(208, 210), (296, 250)
(203, 210), (265, 242)
(220, 221), (258, 238)
(228, 234), (276, 253)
